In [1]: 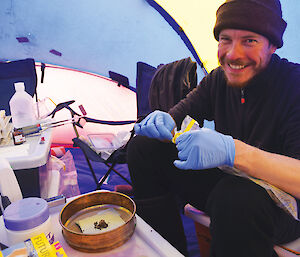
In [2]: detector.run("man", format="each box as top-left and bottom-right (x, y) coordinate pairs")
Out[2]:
(127, 0), (300, 256)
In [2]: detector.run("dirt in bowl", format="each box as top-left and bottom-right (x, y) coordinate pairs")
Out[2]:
(65, 204), (132, 234)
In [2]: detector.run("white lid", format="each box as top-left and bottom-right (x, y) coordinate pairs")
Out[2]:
(14, 82), (25, 92)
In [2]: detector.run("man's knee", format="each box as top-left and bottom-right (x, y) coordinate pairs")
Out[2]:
(128, 136), (157, 158)
(127, 135), (177, 164)
(206, 175), (274, 220)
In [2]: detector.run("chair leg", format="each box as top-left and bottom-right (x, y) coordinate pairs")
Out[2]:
(79, 145), (132, 190)
(194, 222), (211, 257)
(81, 148), (98, 186)
(98, 162), (132, 190)
(97, 165), (114, 189)
(104, 163), (132, 186)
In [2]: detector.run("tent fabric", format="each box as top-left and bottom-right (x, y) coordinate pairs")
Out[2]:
(145, 0), (207, 74)
(0, 0), (204, 87)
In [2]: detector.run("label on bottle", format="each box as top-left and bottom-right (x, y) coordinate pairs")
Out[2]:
(12, 130), (26, 145)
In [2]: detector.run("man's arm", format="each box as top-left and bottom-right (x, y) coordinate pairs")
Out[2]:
(234, 139), (300, 199)
(174, 128), (300, 199)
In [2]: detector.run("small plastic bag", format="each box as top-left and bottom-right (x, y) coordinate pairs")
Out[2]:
(46, 149), (81, 198)
(58, 150), (81, 198)
(34, 97), (56, 119)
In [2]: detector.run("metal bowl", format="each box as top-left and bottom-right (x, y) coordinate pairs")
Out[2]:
(59, 191), (136, 252)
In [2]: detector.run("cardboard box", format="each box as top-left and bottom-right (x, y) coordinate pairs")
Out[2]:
(0, 233), (67, 257)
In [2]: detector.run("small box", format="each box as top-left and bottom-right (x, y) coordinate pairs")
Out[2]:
(88, 133), (121, 151)
(0, 233), (67, 257)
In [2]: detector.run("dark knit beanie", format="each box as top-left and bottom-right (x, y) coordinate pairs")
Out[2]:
(213, 0), (287, 48)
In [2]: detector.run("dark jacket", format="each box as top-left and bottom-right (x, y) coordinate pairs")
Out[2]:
(169, 54), (300, 160)
(149, 57), (198, 113)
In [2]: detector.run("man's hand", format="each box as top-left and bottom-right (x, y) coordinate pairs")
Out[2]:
(173, 128), (235, 170)
(134, 110), (176, 141)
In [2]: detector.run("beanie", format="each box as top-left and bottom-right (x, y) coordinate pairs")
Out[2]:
(213, 0), (287, 48)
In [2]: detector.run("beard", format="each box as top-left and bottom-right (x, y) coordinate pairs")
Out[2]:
(223, 71), (249, 88)
(219, 58), (259, 88)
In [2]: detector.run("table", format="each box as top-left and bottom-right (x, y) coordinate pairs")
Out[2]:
(0, 127), (52, 197)
(0, 193), (184, 257)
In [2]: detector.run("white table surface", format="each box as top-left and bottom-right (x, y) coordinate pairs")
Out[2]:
(0, 193), (184, 257)
(0, 126), (52, 170)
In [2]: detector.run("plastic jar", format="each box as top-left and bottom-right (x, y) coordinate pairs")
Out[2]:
(3, 197), (53, 246)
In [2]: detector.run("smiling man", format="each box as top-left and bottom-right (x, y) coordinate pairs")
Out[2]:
(218, 29), (277, 88)
(127, 0), (300, 256)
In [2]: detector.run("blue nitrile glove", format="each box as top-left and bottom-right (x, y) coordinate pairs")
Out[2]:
(134, 110), (175, 141)
(173, 128), (235, 170)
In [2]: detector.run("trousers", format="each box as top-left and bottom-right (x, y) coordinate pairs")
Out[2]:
(127, 135), (300, 257)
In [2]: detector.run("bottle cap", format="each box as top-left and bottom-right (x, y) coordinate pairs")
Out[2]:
(3, 197), (49, 231)
(14, 82), (25, 92)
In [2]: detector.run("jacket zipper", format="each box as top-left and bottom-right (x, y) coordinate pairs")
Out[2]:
(240, 88), (245, 140)
(241, 88), (245, 104)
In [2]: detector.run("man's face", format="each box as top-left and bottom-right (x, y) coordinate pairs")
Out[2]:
(218, 29), (277, 88)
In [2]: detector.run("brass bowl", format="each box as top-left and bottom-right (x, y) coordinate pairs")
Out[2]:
(59, 191), (136, 252)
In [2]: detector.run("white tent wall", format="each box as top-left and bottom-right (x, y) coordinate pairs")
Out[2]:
(35, 65), (138, 144)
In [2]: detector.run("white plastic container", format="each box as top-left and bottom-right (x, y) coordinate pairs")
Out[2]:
(3, 197), (53, 246)
(9, 82), (36, 129)
(0, 156), (23, 204)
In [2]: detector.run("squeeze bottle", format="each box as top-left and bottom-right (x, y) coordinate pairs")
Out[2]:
(9, 82), (36, 128)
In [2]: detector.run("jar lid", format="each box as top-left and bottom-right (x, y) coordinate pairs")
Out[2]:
(3, 197), (49, 231)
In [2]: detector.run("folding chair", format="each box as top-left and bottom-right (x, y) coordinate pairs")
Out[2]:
(49, 62), (157, 191)
(47, 100), (135, 190)
(0, 58), (38, 115)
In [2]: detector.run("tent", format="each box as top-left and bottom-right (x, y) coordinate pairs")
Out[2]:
(0, 0), (299, 144)
(1, 1), (300, 256)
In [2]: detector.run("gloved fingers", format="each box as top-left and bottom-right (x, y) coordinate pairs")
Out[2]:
(174, 131), (190, 144)
(155, 114), (173, 140)
(133, 110), (175, 141)
(144, 124), (160, 138)
(175, 132), (195, 151)
(174, 128), (236, 170)
(134, 122), (142, 134)
(177, 143), (192, 160)
(134, 113), (153, 135)
(173, 155), (197, 170)
(135, 112), (160, 138)
(173, 159), (188, 170)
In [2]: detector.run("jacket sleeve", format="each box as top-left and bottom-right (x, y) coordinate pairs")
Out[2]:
(279, 68), (300, 160)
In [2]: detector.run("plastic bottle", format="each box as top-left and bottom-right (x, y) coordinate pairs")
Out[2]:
(9, 82), (36, 129)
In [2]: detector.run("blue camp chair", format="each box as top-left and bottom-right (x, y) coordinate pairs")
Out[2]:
(48, 99), (135, 190)
(60, 61), (157, 191)
(0, 59), (40, 198)
(0, 58), (38, 115)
